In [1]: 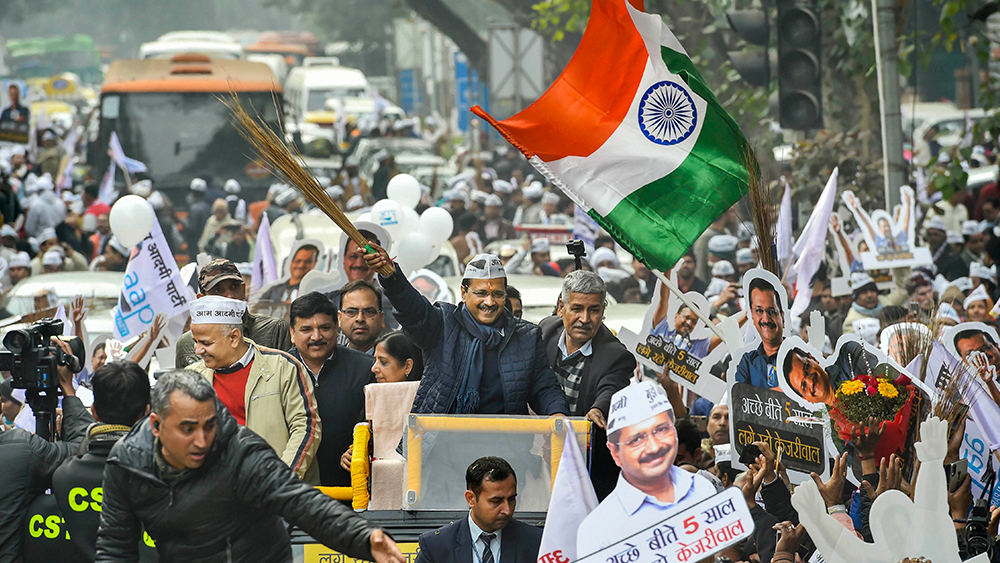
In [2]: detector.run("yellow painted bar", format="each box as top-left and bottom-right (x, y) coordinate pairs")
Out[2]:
(317, 486), (353, 501)
(350, 423), (372, 510)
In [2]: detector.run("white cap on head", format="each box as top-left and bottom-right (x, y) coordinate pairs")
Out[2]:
(925, 216), (947, 232)
(190, 178), (207, 193)
(131, 179), (153, 198)
(108, 237), (130, 257)
(325, 185), (344, 200)
(850, 271), (876, 291)
(590, 246), (619, 269)
(937, 302), (961, 324)
(446, 189), (466, 202)
(607, 381), (673, 435)
(950, 276), (974, 293)
(223, 179), (241, 194)
(707, 234), (738, 254)
(463, 254), (506, 280)
(713, 444), (732, 464)
(189, 295), (248, 325)
(42, 250), (62, 267)
(37, 227), (57, 243)
(735, 247), (754, 265)
(493, 180), (513, 194)
(965, 284), (990, 309)
(23, 174), (38, 195)
(523, 182), (544, 200)
(530, 238), (550, 254)
(11, 146), (26, 157)
(712, 260), (736, 277)
(541, 192), (560, 205)
(147, 191), (165, 210)
(946, 231), (964, 245)
(345, 194), (365, 211)
(470, 190), (489, 204)
(962, 220), (980, 236)
(36, 175), (54, 192)
(0, 224), (17, 238)
(970, 261), (996, 281)
(484, 194), (503, 207)
(273, 188), (298, 208)
(9, 251), (29, 269)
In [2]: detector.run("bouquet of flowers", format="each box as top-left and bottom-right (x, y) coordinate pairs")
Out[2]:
(828, 370), (916, 464)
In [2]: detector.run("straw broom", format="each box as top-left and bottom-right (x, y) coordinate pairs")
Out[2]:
(221, 93), (394, 277)
(742, 142), (778, 275)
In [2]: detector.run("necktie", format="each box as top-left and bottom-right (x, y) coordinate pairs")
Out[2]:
(480, 533), (496, 563)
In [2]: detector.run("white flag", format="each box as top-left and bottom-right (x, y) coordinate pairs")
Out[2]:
(108, 131), (148, 174)
(252, 212), (278, 293)
(776, 180), (793, 271)
(113, 219), (190, 340)
(537, 423), (597, 563)
(98, 160), (118, 205)
(789, 167), (839, 317)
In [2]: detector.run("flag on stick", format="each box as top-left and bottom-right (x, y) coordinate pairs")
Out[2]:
(471, 0), (755, 272)
(789, 168), (838, 317)
(252, 213), (278, 293)
(536, 423), (597, 563)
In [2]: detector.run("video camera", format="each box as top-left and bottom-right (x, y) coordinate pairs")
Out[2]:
(0, 319), (84, 440)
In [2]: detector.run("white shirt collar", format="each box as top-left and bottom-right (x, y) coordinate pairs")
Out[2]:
(468, 512), (503, 546)
(558, 327), (594, 360)
(228, 345), (255, 371)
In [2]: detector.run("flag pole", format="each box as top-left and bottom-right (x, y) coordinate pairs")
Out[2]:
(652, 269), (727, 342)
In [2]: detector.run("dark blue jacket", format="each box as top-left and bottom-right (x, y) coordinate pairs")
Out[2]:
(414, 517), (542, 563)
(379, 265), (569, 416)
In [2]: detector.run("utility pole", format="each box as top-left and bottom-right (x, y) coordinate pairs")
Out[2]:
(872, 0), (905, 209)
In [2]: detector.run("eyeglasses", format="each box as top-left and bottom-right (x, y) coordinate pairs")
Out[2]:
(471, 290), (507, 300)
(752, 306), (780, 318)
(342, 307), (380, 318)
(617, 423), (674, 449)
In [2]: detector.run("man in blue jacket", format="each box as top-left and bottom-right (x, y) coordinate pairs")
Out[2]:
(364, 247), (568, 417)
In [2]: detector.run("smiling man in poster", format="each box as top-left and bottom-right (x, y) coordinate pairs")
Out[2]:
(576, 381), (716, 555)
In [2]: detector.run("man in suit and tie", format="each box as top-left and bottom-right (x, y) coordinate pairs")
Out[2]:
(415, 457), (542, 563)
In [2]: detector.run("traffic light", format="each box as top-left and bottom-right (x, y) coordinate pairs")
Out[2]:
(726, 10), (770, 88)
(776, 0), (822, 130)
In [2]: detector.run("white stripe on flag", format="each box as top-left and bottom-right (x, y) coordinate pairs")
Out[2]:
(252, 213), (278, 293)
(537, 423), (597, 563)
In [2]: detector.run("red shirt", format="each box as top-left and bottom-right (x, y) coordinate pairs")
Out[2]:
(213, 360), (253, 425)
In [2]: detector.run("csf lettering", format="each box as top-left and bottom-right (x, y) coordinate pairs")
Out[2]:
(538, 551), (570, 563)
(28, 514), (70, 540)
(68, 486), (102, 513)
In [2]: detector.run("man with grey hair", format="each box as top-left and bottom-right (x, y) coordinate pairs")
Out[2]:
(96, 369), (406, 563)
(539, 269), (635, 498)
(185, 295), (321, 484)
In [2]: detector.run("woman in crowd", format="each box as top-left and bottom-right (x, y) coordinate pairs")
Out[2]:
(371, 331), (423, 383)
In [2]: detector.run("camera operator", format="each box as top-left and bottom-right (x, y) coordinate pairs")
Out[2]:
(0, 337), (93, 563)
(49, 361), (153, 562)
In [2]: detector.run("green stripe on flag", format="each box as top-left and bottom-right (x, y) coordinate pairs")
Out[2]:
(590, 46), (754, 273)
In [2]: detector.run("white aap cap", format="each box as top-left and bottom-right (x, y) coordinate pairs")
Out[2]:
(0, 224), (17, 238)
(965, 284), (990, 310)
(190, 178), (208, 193)
(711, 260), (735, 277)
(530, 238), (550, 254)
(463, 254), (506, 280)
(189, 295), (248, 325)
(607, 380), (673, 435)
(962, 220), (980, 236)
(9, 251), (29, 269)
(223, 179), (241, 194)
(946, 231), (964, 245)
(713, 444), (732, 464)
(970, 261), (996, 281)
(42, 250), (63, 267)
(925, 216), (947, 232)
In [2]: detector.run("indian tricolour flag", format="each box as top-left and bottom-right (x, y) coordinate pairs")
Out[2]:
(472, 0), (754, 272)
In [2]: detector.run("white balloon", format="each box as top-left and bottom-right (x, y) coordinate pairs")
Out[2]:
(109, 195), (155, 248)
(356, 212), (372, 223)
(400, 206), (420, 233)
(396, 232), (435, 274)
(386, 174), (421, 209)
(419, 206), (454, 245)
(371, 199), (404, 241)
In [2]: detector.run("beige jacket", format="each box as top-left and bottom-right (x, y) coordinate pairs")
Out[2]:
(189, 339), (322, 484)
(842, 267), (909, 335)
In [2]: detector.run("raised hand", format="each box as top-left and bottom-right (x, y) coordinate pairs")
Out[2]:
(914, 416), (949, 462)
(810, 452), (849, 507)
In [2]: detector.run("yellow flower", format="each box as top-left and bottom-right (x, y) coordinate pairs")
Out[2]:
(840, 380), (864, 396)
(878, 381), (898, 398)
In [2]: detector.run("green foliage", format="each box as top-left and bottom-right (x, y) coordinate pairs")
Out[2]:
(532, 0), (590, 42)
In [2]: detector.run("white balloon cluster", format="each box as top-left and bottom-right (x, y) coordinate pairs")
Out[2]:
(371, 174), (454, 275)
